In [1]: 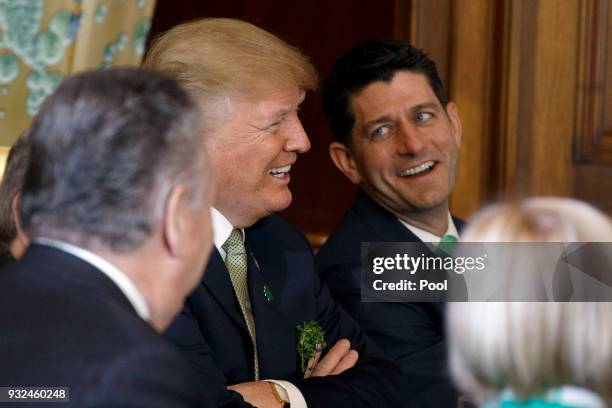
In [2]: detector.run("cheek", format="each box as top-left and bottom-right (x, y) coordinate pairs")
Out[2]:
(444, 142), (460, 167)
(361, 151), (391, 178)
(433, 126), (460, 152)
(209, 148), (229, 178)
(211, 150), (249, 187)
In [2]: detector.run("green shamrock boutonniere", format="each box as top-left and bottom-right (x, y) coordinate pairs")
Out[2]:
(296, 320), (327, 373)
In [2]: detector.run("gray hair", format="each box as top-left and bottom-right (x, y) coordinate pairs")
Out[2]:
(20, 68), (206, 252)
(448, 198), (612, 403)
(0, 130), (30, 252)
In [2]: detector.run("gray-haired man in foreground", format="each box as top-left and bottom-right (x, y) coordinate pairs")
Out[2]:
(0, 68), (221, 406)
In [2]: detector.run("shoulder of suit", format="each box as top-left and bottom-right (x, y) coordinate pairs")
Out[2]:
(72, 341), (203, 406)
(247, 214), (311, 250)
(316, 208), (373, 267)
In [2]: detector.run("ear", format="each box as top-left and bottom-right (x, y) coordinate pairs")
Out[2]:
(162, 185), (190, 258)
(11, 193), (28, 246)
(445, 102), (463, 147)
(328, 142), (362, 185)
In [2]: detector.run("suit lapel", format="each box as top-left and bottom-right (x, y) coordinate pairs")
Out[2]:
(352, 191), (466, 305)
(202, 249), (247, 331)
(245, 249), (296, 377)
(354, 190), (466, 243)
(245, 220), (304, 376)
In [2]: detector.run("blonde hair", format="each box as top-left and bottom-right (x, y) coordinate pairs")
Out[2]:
(448, 198), (612, 403)
(461, 197), (612, 243)
(143, 18), (317, 102)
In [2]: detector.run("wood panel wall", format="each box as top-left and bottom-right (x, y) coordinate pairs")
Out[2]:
(414, 0), (612, 218)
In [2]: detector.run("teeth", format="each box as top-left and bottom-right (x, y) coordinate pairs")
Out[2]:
(269, 165), (291, 177)
(400, 160), (435, 176)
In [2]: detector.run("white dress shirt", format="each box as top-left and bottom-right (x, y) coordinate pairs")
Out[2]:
(33, 237), (150, 321)
(211, 208), (308, 408)
(397, 212), (460, 243)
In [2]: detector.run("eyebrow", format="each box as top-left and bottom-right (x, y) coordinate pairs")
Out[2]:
(267, 94), (306, 123)
(251, 91), (307, 131)
(409, 102), (441, 114)
(253, 108), (291, 131)
(360, 116), (394, 136)
(270, 109), (290, 122)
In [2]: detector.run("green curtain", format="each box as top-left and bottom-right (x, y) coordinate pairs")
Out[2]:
(0, 0), (157, 175)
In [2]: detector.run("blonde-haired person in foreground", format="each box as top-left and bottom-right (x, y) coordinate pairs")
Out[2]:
(448, 198), (612, 408)
(144, 18), (400, 408)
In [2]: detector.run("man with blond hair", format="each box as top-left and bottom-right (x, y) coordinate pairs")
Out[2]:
(144, 18), (400, 407)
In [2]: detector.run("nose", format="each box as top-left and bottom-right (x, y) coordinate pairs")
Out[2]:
(396, 121), (424, 156)
(284, 114), (311, 153)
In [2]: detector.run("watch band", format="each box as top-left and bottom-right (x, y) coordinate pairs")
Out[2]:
(267, 381), (290, 407)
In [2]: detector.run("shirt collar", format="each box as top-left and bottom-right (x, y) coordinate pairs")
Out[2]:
(397, 213), (459, 244)
(211, 207), (244, 260)
(33, 237), (150, 321)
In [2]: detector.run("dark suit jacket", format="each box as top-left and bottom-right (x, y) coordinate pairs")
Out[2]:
(165, 214), (401, 407)
(315, 190), (464, 408)
(0, 249), (15, 269)
(0, 244), (218, 408)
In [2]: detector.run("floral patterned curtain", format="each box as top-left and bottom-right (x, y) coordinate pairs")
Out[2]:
(0, 0), (156, 174)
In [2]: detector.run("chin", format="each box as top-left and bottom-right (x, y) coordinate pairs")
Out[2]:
(411, 195), (449, 212)
(267, 190), (293, 214)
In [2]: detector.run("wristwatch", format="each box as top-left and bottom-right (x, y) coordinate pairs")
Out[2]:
(267, 381), (291, 407)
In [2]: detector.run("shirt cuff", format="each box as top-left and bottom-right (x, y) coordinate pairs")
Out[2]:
(267, 379), (308, 408)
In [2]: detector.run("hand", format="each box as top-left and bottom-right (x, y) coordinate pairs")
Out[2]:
(304, 338), (359, 378)
(228, 381), (282, 407)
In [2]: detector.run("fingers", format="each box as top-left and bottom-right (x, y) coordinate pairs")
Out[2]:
(303, 350), (321, 378)
(330, 349), (358, 375)
(311, 338), (351, 377)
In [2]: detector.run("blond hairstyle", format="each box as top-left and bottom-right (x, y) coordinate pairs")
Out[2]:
(448, 198), (612, 403)
(143, 18), (317, 104)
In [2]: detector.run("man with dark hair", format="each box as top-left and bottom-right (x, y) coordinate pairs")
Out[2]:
(315, 40), (464, 407)
(0, 131), (30, 267)
(0, 68), (218, 406)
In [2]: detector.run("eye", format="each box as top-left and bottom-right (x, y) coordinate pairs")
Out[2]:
(369, 125), (391, 140)
(265, 119), (284, 133)
(414, 112), (433, 123)
(266, 114), (290, 132)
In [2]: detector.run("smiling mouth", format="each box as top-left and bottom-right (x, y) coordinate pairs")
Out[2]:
(399, 160), (436, 177)
(269, 164), (291, 178)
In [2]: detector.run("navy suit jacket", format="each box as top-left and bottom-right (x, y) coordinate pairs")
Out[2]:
(165, 214), (401, 407)
(315, 190), (464, 408)
(0, 244), (216, 407)
(0, 249), (15, 269)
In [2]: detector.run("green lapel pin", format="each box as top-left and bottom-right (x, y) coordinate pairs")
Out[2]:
(263, 285), (274, 302)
